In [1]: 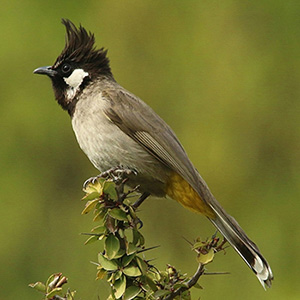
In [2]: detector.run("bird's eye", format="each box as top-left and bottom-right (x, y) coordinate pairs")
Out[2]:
(61, 63), (72, 74)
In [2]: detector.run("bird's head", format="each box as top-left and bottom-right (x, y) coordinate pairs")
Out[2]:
(34, 19), (112, 113)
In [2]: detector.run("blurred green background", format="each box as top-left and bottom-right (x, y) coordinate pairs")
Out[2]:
(1, 0), (299, 299)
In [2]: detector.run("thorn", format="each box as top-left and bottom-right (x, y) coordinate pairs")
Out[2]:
(182, 236), (193, 246)
(203, 271), (230, 276)
(137, 245), (160, 253)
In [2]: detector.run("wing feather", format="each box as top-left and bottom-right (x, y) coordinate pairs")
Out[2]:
(102, 89), (200, 188)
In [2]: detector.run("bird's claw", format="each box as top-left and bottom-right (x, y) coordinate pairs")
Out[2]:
(83, 166), (137, 189)
(83, 176), (101, 189)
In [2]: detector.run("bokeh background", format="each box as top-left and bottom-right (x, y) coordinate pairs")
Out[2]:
(1, 1), (299, 299)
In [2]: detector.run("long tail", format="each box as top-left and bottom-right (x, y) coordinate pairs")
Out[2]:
(208, 204), (273, 288)
(166, 171), (273, 288)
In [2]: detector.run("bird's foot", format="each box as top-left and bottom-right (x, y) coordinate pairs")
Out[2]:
(101, 166), (137, 181)
(83, 175), (100, 189)
(83, 166), (137, 189)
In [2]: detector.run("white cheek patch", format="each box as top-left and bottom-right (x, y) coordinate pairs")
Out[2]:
(66, 87), (76, 101)
(64, 69), (89, 88)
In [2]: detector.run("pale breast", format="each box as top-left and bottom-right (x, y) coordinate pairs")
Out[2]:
(71, 90), (170, 196)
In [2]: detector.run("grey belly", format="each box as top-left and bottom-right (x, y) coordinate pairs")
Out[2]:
(71, 105), (170, 196)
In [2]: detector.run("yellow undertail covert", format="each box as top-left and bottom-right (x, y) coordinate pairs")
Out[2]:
(166, 172), (215, 218)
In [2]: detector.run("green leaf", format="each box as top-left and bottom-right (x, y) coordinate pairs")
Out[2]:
(84, 235), (100, 245)
(81, 199), (99, 214)
(132, 229), (145, 246)
(153, 289), (171, 298)
(123, 285), (141, 300)
(105, 234), (120, 259)
(106, 294), (115, 300)
(98, 253), (118, 271)
(128, 206), (136, 218)
(108, 208), (128, 221)
(173, 282), (187, 290)
(123, 263), (142, 277)
(93, 210), (107, 222)
(138, 233), (145, 246)
(103, 181), (118, 200)
(92, 225), (107, 234)
(144, 275), (158, 292)
(46, 287), (63, 298)
(150, 269), (161, 281)
(114, 275), (126, 299)
(107, 272), (114, 283)
(96, 268), (107, 280)
(132, 229), (140, 245)
(126, 242), (137, 255)
(82, 191), (100, 201)
(121, 253), (135, 267)
(114, 270), (123, 281)
(28, 281), (46, 292)
(197, 248), (215, 264)
(136, 257), (148, 274)
(113, 248), (126, 259)
(123, 198), (133, 206)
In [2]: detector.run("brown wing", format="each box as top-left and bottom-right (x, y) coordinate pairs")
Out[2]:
(102, 88), (202, 191)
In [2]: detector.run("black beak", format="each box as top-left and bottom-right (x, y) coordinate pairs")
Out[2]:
(33, 66), (57, 77)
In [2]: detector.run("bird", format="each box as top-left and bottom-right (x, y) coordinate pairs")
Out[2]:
(34, 19), (273, 288)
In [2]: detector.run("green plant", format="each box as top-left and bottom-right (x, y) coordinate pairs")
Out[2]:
(30, 170), (227, 299)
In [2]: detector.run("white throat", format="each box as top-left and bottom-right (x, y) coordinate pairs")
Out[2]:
(64, 68), (89, 101)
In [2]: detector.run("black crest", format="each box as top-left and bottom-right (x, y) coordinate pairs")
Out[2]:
(53, 19), (112, 77)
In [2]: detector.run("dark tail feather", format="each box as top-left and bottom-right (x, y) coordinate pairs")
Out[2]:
(208, 206), (273, 288)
